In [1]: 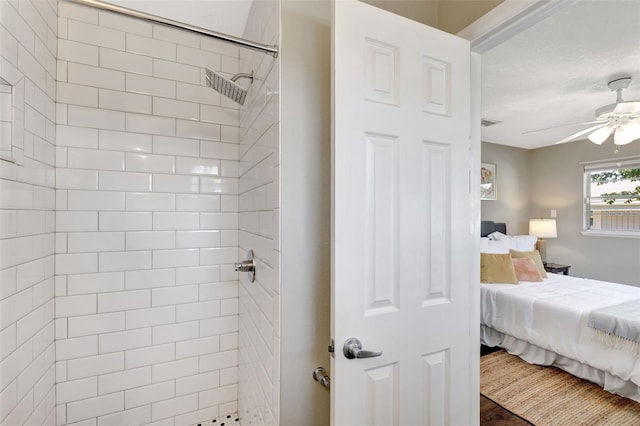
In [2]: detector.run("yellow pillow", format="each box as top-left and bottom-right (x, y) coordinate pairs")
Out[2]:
(509, 249), (548, 278)
(480, 253), (518, 284)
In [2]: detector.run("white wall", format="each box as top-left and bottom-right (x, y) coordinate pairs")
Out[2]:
(54, 2), (240, 424)
(0, 1), (58, 424)
(237, 1), (281, 425)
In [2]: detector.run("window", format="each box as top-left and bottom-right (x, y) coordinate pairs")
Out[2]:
(583, 159), (640, 236)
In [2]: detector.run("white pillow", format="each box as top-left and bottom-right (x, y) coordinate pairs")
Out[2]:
(487, 231), (508, 240)
(509, 235), (538, 252)
(480, 237), (510, 254)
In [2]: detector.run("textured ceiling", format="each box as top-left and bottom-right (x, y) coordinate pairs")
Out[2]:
(481, 0), (640, 150)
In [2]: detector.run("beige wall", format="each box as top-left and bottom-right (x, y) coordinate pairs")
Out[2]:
(481, 142), (531, 235)
(529, 140), (640, 286)
(362, 0), (439, 28)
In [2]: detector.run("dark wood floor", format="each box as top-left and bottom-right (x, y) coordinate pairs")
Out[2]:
(480, 346), (534, 425)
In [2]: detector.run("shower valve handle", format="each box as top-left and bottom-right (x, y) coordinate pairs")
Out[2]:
(234, 249), (256, 282)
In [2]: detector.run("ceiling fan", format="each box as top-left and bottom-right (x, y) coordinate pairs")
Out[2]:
(525, 76), (640, 146)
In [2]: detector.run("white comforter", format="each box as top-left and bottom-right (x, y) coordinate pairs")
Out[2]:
(481, 274), (640, 389)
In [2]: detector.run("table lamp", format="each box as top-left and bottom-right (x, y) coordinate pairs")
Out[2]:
(529, 219), (557, 264)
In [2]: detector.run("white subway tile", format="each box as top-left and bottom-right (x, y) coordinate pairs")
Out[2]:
(220, 161), (238, 178)
(0, 181), (33, 210)
(67, 190), (125, 211)
(125, 153), (174, 174)
(126, 231), (175, 251)
(68, 312), (125, 338)
(99, 328), (151, 353)
(126, 73), (175, 98)
(126, 193), (175, 212)
(56, 377), (97, 404)
(125, 269), (175, 290)
(201, 37), (238, 58)
(151, 394), (198, 422)
(153, 25), (199, 48)
(66, 392), (124, 424)
(99, 89), (152, 114)
(97, 405), (151, 426)
(200, 213), (237, 230)
(68, 105), (125, 131)
(176, 82), (221, 106)
(16, 211), (46, 238)
(197, 384), (236, 409)
(57, 82), (98, 107)
(176, 371), (219, 397)
(58, 39), (98, 66)
(57, 125), (99, 149)
(219, 367), (237, 386)
(201, 177), (238, 195)
(153, 59), (199, 84)
(175, 336), (219, 360)
(98, 289), (151, 313)
(68, 20), (125, 50)
(175, 265), (219, 286)
(56, 335), (98, 360)
(99, 130), (152, 153)
(176, 45), (220, 69)
(176, 119), (220, 141)
(68, 63), (125, 91)
(67, 148), (125, 171)
(152, 285), (198, 307)
(125, 381), (174, 409)
(152, 97), (199, 120)
(126, 306), (175, 330)
(58, 2), (98, 24)
(56, 294), (96, 318)
(67, 352), (124, 380)
(0, 266), (17, 300)
(0, 338), (31, 391)
(56, 212), (98, 232)
(150, 359), (198, 387)
(200, 105), (239, 126)
(198, 282), (238, 302)
(67, 272), (124, 295)
(127, 34), (176, 61)
(98, 251), (152, 273)
(56, 253), (98, 275)
(175, 157), (220, 176)
(220, 299), (238, 317)
(99, 11), (152, 37)
(199, 350), (237, 374)
(125, 343), (174, 369)
(0, 325), (17, 361)
(152, 135), (199, 157)
(99, 48), (152, 75)
(199, 247), (237, 265)
(98, 366), (151, 395)
(126, 113), (175, 137)
(176, 300), (220, 322)
(99, 171), (151, 192)
(200, 317), (238, 337)
(152, 249), (199, 268)
(200, 141), (238, 161)
(56, 168), (98, 190)
(67, 232), (124, 253)
(152, 175), (199, 194)
(16, 305), (45, 345)
(99, 212), (152, 231)
(0, 210), (17, 239)
(153, 212), (199, 230)
(176, 230), (220, 249)
(176, 194), (220, 212)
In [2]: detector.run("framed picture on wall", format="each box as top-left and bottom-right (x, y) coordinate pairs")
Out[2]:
(481, 163), (497, 200)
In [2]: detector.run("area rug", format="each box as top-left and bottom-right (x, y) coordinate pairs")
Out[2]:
(480, 350), (640, 425)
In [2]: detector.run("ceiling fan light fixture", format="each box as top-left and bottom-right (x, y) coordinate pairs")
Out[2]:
(588, 126), (612, 144)
(614, 122), (640, 145)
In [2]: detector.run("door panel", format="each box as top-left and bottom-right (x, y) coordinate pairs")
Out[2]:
(332, 1), (475, 425)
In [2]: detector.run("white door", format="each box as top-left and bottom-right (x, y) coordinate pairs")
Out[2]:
(331, 1), (476, 425)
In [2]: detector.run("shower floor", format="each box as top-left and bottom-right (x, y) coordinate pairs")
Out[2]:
(192, 412), (240, 426)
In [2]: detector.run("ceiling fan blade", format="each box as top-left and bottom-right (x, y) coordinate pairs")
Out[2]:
(613, 101), (640, 115)
(553, 123), (607, 145)
(522, 120), (604, 134)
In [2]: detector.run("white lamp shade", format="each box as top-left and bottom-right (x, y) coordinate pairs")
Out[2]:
(588, 126), (612, 145)
(529, 219), (557, 238)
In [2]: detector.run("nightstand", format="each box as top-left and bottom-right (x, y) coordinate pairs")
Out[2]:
(544, 263), (570, 275)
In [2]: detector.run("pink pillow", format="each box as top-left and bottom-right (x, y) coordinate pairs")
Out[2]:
(512, 257), (543, 282)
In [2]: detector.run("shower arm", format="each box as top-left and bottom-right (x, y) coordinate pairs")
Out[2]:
(65, 0), (279, 58)
(231, 73), (254, 83)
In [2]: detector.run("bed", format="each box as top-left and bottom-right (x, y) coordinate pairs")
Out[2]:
(480, 221), (640, 402)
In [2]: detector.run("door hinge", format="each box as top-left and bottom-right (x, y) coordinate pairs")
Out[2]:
(328, 338), (335, 358)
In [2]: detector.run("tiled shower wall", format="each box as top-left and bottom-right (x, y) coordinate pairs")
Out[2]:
(54, 2), (241, 424)
(237, 2), (280, 425)
(0, 1), (58, 425)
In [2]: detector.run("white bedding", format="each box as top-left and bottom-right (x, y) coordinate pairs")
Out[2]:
(481, 273), (640, 400)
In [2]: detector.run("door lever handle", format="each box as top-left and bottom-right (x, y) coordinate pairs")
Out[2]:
(343, 337), (382, 359)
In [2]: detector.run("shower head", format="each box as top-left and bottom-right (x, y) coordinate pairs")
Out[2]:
(205, 68), (253, 106)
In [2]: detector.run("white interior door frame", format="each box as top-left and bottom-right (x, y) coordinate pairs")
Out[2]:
(458, 0), (578, 54)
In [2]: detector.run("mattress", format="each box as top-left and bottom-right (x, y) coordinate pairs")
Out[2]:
(481, 273), (640, 400)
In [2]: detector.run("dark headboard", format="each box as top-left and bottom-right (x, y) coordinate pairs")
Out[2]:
(481, 221), (507, 237)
